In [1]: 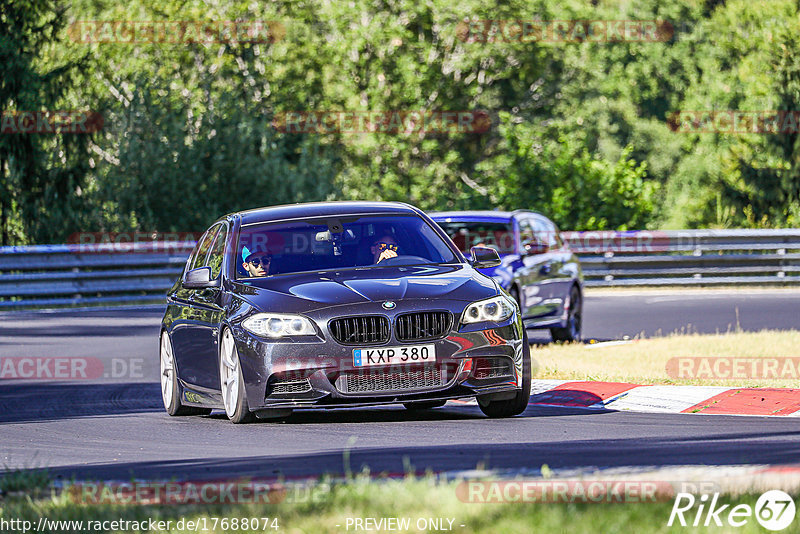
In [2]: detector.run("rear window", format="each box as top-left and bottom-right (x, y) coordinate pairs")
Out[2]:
(435, 220), (515, 254)
(236, 214), (458, 279)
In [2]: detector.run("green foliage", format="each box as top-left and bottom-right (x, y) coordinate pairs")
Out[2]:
(3, 0), (800, 243)
(84, 79), (340, 232)
(481, 115), (656, 229)
(661, 0), (800, 228)
(0, 0), (90, 245)
(0, 466), (50, 493)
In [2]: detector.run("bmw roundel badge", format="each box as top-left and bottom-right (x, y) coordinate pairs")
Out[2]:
(382, 301), (396, 310)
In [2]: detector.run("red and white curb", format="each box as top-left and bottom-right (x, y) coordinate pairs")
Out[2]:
(453, 380), (800, 416)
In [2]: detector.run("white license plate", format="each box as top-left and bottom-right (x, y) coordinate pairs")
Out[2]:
(353, 344), (437, 367)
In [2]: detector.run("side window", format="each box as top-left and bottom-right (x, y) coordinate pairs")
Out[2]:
(189, 225), (220, 271)
(518, 218), (535, 248)
(206, 224), (228, 279)
(531, 218), (554, 249)
(546, 221), (563, 248)
(185, 231), (208, 272)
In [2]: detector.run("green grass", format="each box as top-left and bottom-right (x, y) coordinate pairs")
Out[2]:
(533, 330), (800, 387)
(0, 466), (50, 496)
(1, 473), (795, 533)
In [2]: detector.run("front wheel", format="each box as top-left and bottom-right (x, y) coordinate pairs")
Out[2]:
(160, 333), (211, 416)
(220, 329), (255, 424)
(477, 331), (532, 418)
(550, 285), (582, 343)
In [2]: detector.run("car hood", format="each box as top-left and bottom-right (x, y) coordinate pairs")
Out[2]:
(231, 264), (496, 313)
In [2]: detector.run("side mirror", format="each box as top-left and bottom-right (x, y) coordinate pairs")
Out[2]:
(183, 267), (219, 289)
(522, 240), (548, 255)
(470, 246), (501, 269)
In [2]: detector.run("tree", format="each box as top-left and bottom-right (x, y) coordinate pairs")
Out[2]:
(0, 0), (90, 245)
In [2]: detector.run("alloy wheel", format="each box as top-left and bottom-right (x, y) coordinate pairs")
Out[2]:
(220, 329), (240, 418)
(160, 334), (175, 411)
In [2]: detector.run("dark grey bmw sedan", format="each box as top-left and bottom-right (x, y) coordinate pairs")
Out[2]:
(160, 201), (531, 423)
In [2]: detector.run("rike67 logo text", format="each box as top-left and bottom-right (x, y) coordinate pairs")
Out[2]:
(669, 490), (796, 531)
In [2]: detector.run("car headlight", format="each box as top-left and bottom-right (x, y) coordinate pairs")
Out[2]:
(461, 295), (516, 324)
(242, 313), (317, 337)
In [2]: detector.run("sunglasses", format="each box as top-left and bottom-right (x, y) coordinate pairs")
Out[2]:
(248, 256), (271, 267)
(377, 242), (398, 252)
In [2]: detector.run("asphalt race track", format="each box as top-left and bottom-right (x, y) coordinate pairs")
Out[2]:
(1, 290), (799, 482)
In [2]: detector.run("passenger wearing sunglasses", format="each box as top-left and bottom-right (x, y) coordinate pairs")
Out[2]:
(371, 235), (399, 264)
(242, 247), (272, 277)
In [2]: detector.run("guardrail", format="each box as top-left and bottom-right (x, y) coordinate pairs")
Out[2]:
(1, 229), (798, 309)
(561, 229), (800, 287)
(0, 243), (192, 309)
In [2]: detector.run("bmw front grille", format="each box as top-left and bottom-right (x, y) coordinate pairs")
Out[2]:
(395, 311), (452, 342)
(329, 316), (391, 345)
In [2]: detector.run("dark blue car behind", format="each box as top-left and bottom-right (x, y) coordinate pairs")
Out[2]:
(430, 210), (583, 342)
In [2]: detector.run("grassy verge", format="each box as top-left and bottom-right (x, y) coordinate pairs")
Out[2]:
(533, 330), (800, 387)
(0, 475), (786, 533)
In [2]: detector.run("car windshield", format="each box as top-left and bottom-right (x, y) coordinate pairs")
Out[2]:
(236, 214), (458, 279)
(435, 220), (515, 254)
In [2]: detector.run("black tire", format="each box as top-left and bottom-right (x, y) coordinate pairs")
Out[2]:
(403, 400), (447, 410)
(550, 285), (582, 343)
(477, 331), (532, 418)
(160, 332), (212, 416)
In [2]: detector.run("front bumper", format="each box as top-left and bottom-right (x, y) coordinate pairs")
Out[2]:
(231, 301), (524, 410)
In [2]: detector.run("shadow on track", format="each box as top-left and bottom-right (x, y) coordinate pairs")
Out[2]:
(0, 382), (163, 424)
(31, 416), (800, 482)
(0, 378), (608, 425)
(267, 402), (608, 424)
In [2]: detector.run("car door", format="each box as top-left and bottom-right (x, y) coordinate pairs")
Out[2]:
(514, 217), (553, 318)
(170, 224), (221, 390)
(187, 222), (229, 391)
(540, 218), (574, 316)
(530, 216), (563, 317)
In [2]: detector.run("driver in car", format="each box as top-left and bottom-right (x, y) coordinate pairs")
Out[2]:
(242, 247), (271, 277)
(371, 235), (399, 263)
